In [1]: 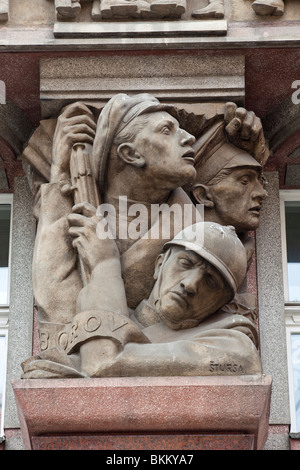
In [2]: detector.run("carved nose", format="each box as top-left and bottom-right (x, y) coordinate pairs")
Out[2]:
(180, 270), (203, 295)
(253, 181), (268, 200)
(180, 130), (196, 146)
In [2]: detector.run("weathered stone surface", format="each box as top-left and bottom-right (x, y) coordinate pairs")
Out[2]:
(39, 55), (244, 118)
(21, 94), (269, 380)
(256, 172), (290, 424)
(13, 375), (272, 450)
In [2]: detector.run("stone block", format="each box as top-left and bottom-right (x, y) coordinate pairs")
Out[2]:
(13, 375), (272, 450)
(40, 54), (245, 117)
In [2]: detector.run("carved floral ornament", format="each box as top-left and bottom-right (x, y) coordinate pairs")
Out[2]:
(53, 0), (285, 21)
(21, 94), (269, 379)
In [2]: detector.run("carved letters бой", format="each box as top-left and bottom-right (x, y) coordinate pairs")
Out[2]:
(21, 93), (269, 379)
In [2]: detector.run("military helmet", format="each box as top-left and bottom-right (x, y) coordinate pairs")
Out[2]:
(164, 222), (247, 296)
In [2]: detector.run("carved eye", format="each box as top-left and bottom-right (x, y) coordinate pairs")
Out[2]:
(205, 274), (219, 290)
(240, 175), (251, 185)
(179, 257), (193, 269)
(161, 126), (171, 135)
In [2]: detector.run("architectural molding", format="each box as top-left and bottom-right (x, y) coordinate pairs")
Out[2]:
(53, 19), (227, 37)
(39, 54), (245, 117)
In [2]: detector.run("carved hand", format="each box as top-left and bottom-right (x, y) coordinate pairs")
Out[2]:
(67, 202), (120, 276)
(50, 102), (96, 183)
(80, 338), (120, 377)
(224, 102), (269, 165)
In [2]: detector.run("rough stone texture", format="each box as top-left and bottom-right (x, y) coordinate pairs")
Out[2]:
(264, 425), (290, 450)
(4, 177), (36, 429)
(31, 434), (255, 450)
(285, 164), (300, 186)
(262, 93), (300, 154)
(39, 55), (245, 117)
(0, 100), (33, 156)
(13, 375), (272, 450)
(256, 172), (290, 424)
(290, 437), (300, 450)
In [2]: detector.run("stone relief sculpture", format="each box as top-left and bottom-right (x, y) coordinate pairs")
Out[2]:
(55, 0), (81, 20)
(192, 0), (224, 19)
(251, 0), (284, 16)
(21, 93), (269, 379)
(0, 0), (9, 22)
(55, 0), (187, 21)
(54, 0), (287, 22)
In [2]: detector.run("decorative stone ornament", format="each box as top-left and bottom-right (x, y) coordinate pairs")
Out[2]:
(21, 94), (269, 380)
(54, 0), (187, 21)
(54, 0), (226, 21)
(192, 0), (225, 19)
(252, 0), (285, 16)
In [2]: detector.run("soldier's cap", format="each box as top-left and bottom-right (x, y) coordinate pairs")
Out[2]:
(192, 121), (262, 186)
(93, 93), (180, 196)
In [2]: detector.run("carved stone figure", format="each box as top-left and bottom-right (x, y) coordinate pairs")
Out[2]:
(0, 0), (9, 22)
(54, 0), (187, 21)
(192, 0), (225, 19)
(99, 0), (186, 20)
(252, 0), (284, 16)
(23, 222), (261, 378)
(189, 117), (268, 240)
(183, 109), (269, 327)
(21, 93), (268, 379)
(55, 0), (81, 20)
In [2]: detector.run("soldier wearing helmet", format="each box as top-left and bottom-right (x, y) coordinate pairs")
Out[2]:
(134, 222), (248, 331)
(23, 95), (266, 379)
(189, 121), (268, 236)
(23, 220), (262, 378)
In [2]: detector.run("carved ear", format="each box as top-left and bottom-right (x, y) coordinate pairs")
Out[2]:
(117, 143), (145, 168)
(192, 184), (214, 209)
(153, 254), (164, 280)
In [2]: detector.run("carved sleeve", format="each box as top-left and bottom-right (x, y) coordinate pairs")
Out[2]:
(91, 328), (262, 377)
(33, 182), (82, 324)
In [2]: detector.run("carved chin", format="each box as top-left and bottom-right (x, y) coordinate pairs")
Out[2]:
(156, 301), (198, 331)
(182, 166), (197, 184)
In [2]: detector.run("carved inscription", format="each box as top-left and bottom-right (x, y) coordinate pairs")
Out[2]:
(209, 361), (244, 374)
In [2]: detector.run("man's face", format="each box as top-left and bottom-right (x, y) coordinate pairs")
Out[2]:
(154, 246), (231, 330)
(208, 167), (267, 232)
(131, 111), (196, 189)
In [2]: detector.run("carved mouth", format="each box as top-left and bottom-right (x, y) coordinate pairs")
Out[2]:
(181, 149), (195, 164)
(249, 205), (262, 216)
(170, 291), (188, 306)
